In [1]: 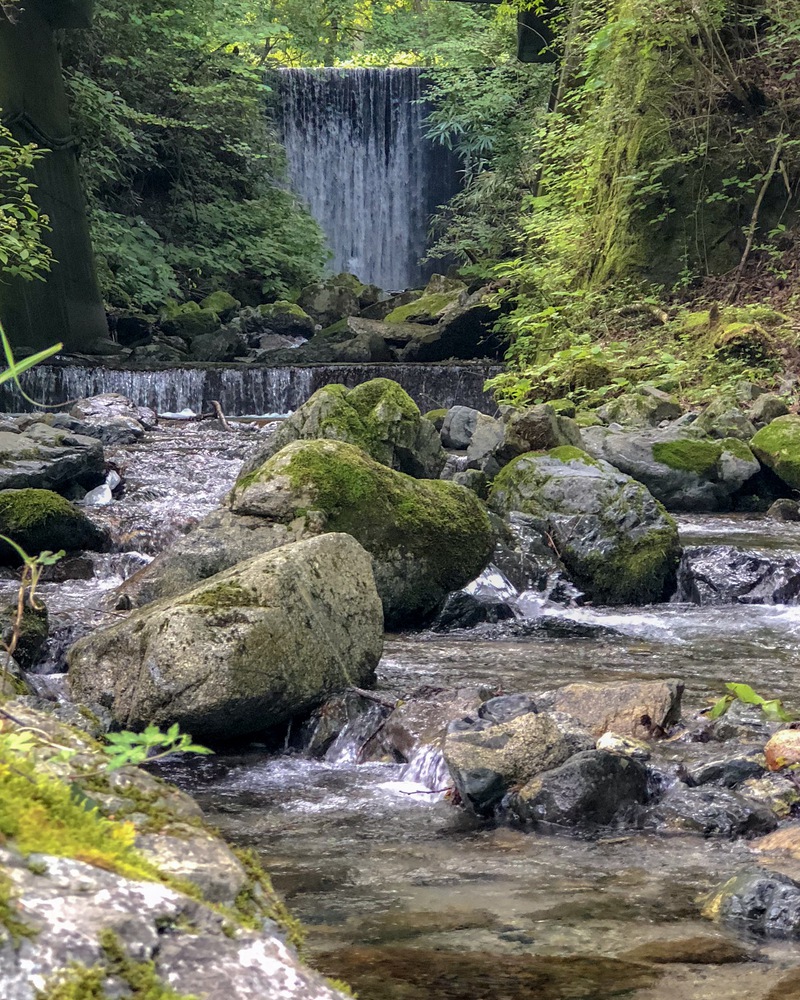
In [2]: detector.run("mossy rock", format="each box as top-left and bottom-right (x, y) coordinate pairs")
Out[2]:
(0, 601), (48, 671)
(489, 447), (679, 605)
(751, 415), (800, 489)
(199, 290), (241, 318)
(258, 300), (315, 337)
(0, 489), (109, 565)
(423, 408), (448, 431)
(241, 378), (446, 480)
(384, 290), (462, 325)
(161, 307), (220, 342)
(230, 439), (494, 626)
(714, 322), (774, 363)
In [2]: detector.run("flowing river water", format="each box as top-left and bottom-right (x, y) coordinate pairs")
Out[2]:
(16, 421), (800, 999)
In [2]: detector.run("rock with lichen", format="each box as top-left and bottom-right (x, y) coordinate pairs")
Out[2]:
(69, 532), (384, 738)
(581, 425), (760, 511)
(489, 446), (680, 605)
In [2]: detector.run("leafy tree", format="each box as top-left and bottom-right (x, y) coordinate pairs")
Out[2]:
(0, 123), (52, 283)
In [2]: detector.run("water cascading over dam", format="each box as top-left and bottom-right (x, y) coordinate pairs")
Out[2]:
(278, 67), (461, 291)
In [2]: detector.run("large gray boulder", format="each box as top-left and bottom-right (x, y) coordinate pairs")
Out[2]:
(0, 424), (104, 494)
(462, 404), (582, 480)
(230, 439), (493, 627)
(69, 533), (384, 738)
(581, 426), (760, 511)
(242, 379), (446, 480)
(489, 447), (680, 605)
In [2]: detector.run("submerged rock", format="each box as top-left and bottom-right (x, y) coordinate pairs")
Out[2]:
(230, 439), (493, 627)
(582, 426), (760, 511)
(430, 590), (516, 632)
(489, 447), (679, 605)
(69, 533), (383, 738)
(675, 545), (800, 605)
(242, 378), (446, 480)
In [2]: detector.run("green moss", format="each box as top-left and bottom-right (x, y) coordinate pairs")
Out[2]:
(185, 581), (257, 609)
(100, 929), (199, 999)
(347, 378), (420, 422)
(578, 526), (680, 605)
(0, 746), (162, 884)
(0, 488), (77, 532)
(574, 410), (603, 428)
(0, 489), (105, 565)
(0, 872), (36, 944)
(548, 446), (600, 466)
(199, 291), (240, 315)
(258, 300), (310, 321)
(232, 847), (305, 951)
(384, 291), (458, 324)
(720, 437), (755, 461)
(248, 439), (492, 621)
(751, 415), (800, 488)
(423, 408), (447, 430)
(651, 438), (722, 475)
(36, 963), (106, 1000)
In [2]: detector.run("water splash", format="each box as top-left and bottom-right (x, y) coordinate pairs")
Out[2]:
(278, 67), (461, 289)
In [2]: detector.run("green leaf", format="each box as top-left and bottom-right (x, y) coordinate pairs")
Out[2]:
(725, 683), (765, 706)
(708, 695), (734, 720)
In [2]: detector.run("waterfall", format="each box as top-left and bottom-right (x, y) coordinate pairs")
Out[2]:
(278, 67), (461, 290)
(0, 362), (502, 416)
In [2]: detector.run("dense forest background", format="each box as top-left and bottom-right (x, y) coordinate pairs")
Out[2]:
(3, 0), (800, 407)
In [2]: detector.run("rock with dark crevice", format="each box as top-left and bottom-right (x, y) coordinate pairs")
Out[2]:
(675, 545), (800, 605)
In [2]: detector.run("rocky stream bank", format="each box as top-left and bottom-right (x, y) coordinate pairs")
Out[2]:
(4, 380), (800, 998)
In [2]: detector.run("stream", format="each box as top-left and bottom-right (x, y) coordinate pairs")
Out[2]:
(19, 420), (800, 999)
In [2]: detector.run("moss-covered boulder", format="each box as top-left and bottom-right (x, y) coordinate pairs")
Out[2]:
(242, 378), (446, 480)
(231, 439), (494, 626)
(751, 415), (800, 489)
(298, 275), (362, 327)
(0, 489), (109, 565)
(161, 305), (221, 342)
(257, 299), (315, 337)
(70, 533), (383, 738)
(384, 275), (466, 324)
(489, 447), (680, 605)
(200, 289), (241, 318)
(581, 426), (761, 511)
(598, 387), (682, 428)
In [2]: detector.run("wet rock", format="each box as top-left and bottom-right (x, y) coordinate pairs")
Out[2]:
(464, 413), (506, 476)
(0, 602), (48, 671)
(451, 468), (489, 498)
(0, 425), (105, 495)
(489, 447), (679, 605)
(740, 772), (800, 818)
(768, 498), (800, 521)
(299, 273), (363, 326)
(750, 393), (789, 426)
(365, 688), (483, 763)
(229, 439), (493, 628)
(582, 426), (760, 511)
(703, 869), (800, 936)
(491, 512), (580, 604)
(395, 283), (503, 362)
(686, 749), (766, 788)
(536, 679), (683, 740)
(710, 700), (776, 744)
(69, 533), (384, 739)
(596, 732), (651, 759)
(645, 785), (778, 838)
(69, 392), (157, 431)
(675, 545), (800, 605)
(765, 729), (800, 771)
(430, 591), (516, 632)
(241, 378), (446, 480)
(303, 690), (383, 758)
(0, 488), (109, 565)
(443, 711), (594, 815)
(752, 823), (800, 860)
(751, 415), (800, 490)
(507, 750), (650, 829)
